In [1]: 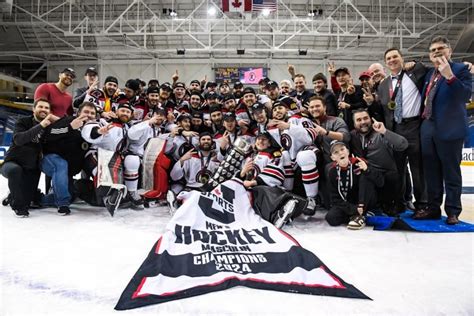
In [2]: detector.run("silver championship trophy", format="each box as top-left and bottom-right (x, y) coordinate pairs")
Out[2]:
(204, 137), (253, 190)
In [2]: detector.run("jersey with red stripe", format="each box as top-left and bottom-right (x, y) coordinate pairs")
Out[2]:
(244, 150), (285, 187)
(267, 124), (316, 161)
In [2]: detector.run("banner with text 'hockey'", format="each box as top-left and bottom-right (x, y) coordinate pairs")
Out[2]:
(115, 179), (369, 310)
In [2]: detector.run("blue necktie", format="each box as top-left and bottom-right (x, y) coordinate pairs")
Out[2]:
(394, 75), (403, 124)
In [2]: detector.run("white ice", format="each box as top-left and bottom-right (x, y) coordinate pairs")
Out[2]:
(1, 177), (473, 316)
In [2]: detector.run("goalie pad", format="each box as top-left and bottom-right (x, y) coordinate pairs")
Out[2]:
(142, 138), (171, 200)
(96, 148), (127, 215)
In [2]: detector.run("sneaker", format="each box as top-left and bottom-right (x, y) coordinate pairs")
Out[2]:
(128, 191), (144, 211)
(303, 197), (317, 216)
(166, 190), (178, 215)
(13, 208), (29, 218)
(58, 206), (71, 216)
(347, 215), (366, 230)
(273, 199), (298, 229)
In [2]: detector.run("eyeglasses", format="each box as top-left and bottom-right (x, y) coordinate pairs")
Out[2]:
(429, 45), (448, 53)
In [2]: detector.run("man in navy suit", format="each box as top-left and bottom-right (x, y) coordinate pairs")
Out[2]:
(414, 36), (472, 224)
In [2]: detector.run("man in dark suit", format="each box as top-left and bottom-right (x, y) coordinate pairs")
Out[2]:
(377, 48), (429, 214)
(414, 36), (472, 225)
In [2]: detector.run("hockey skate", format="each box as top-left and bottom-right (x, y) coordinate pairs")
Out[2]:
(303, 197), (317, 216)
(166, 190), (178, 215)
(273, 199), (298, 229)
(103, 187), (126, 217)
(127, 191), (144, 211)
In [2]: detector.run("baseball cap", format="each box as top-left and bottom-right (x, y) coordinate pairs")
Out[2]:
(233, 81), (243, 88)
(358, 71), (373, 80)
(223, 112), (236, 121)
(104, 76), (118, 85)
(205, 81), (217, 88)
(252, 102), (266, 112)
(146, 86), (160, 95)
(160, 82), (173, 92)
(177, 113), (192, 122)
(60, 68), (76, 79)
(334, 67), (350, 76)
(85, 67), (97, 76)
(242, 87), (256, 96)
(330, 140), (347, 154)
(174, 82), (186, 89)
(265, 80), (279, 90)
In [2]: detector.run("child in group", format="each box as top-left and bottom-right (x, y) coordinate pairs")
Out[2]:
(326, 140), (383, 230)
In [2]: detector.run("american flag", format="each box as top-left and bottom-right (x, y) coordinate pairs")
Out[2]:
(252, 0), (277, 12)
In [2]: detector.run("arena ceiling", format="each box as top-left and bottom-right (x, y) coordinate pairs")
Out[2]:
(0, 0), (472, 63)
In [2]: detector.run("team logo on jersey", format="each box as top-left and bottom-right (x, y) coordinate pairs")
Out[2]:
(281, 134), (292, 150)
(133, 108), (144, 120)
(178, 142), (195, 157)
(196, 169), (213, 184)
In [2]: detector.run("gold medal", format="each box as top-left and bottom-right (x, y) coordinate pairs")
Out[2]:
(387, 101), (396, 110)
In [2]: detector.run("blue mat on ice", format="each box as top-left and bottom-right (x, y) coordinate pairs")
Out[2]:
(366, 211), (474, 232)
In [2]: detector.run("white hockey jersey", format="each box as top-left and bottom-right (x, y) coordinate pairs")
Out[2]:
(81, 118), (129, 152)
(127, 121), (176, 156)
(170, 151), (221, 189)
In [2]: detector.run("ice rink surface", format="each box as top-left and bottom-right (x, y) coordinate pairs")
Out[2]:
(1, 177), (473, 316)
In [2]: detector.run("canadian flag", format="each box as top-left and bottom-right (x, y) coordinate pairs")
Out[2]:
(222, 0), (252, 12)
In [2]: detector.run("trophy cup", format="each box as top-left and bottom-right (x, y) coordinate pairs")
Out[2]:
(204, 137), (253, 190)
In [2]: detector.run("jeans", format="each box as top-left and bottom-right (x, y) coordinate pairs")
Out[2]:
(41, 154), (72, 207)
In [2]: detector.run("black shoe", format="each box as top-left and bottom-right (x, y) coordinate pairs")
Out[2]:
(2, 193), (12, 206)
(13, 208), (29, 218)
(58, 206), (71, 216)
(446, 215), (459, 225)
(30, 189), (44, 209)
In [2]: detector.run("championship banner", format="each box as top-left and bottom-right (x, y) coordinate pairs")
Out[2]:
(115, 179), (369, 310)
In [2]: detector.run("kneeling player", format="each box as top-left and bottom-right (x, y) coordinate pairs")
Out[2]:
(170, 132), (221, 194)
(325, 141), (383, 230)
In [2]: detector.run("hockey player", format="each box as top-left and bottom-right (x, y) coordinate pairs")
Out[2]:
(326, 140), (383, 230)
(170, 132), (221, 193)
(238, 132), (285, 188)
(209, 105), (224, 134)
(222, 94), (237, 113)
(169, 113), (199, 161)
(268, 100), (320, 213)
(125, 108), (177, 208)
(122, 79), (148, 121)
(81, 102), (133, 213)
(84, 76), (119, 120)
(188, 79), (202, 94)
(173, 82), (190, 112)
(215, 112), (255, 161)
